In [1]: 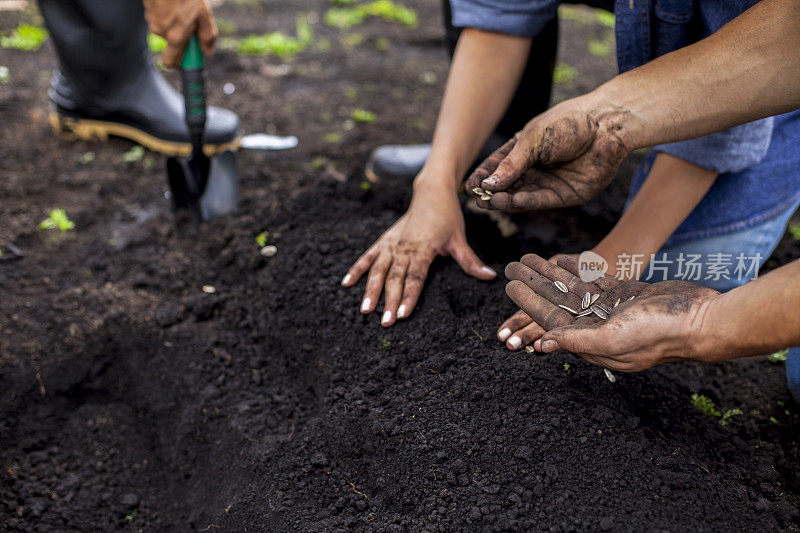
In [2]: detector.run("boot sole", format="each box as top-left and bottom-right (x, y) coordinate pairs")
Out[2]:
(49, 112), (240, 156)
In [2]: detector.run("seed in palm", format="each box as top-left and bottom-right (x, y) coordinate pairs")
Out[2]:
(591, 306), (609, 320)
(590, 293), (600, 305)
(581, 292), (591, 309)
(613, 298), (621, 308)
(554, 281), (569, 293)
(558, 304), (578, 314)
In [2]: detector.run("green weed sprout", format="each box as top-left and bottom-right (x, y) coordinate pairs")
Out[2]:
(1, 24), (48, 51)
(255, 231), (269, 248)
(123, 145), (145, 163)
(352, 109), (376, 123)
(563, 362), (570, 371)
(690, 394), (720, 418)
(768, 349), (788, 363)
(324, 132), (343, 143)
(39, 209), (75, 233)
(588, 40), (611, 57)
(595, 10), (615, 27)
(325, 0), (417, 29)
(238, 15), (313, 57)
(719, 408), (743, 426)
(380, 338), (391, 351)
(360, 181), (372, 192)
(788, 222), (800, 240)
(147, 34), (167, 53)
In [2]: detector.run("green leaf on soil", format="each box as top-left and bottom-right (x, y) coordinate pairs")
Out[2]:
(380, 338), (391, 351)
(1, 24), (48, 51)
(255, 231), (269, 248)
(0, 66), (9, 84)
(563, 363), (570, 371)
(147, 34), (167, 54)
(690, 393), (720, 418)
(237, 15), (314, 57)
(39, 208), (75, 233)
(595, 10), (615, 27)
(360, 181), (372, 192)
(588, 40), (611, 57)
(553, 63), (578, 84)
(324, 132), (343, 143)
(324, 1), (417, 29)
(78, 151), (95, 164)
(352, 109), (376, 123)
(768, 349), (788, 363)
(719, 408), (743, 426)
(123, 145), (145, 163)
(788, 222), (800, 240)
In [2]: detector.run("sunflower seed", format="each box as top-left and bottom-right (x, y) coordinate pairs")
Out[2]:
(483, 189), (493, 197)
(613, 298), (621, 308)
(525, 346), (536, 354)
(596, 302), (612, 314)
(472, 187), (485, 196)
(576, 309), (593, 318)
(260, 244), (278, 257)
(591, 305), (609, 320)
(558, 304), (578, 314)
(604, 368), (616, 382)
(628, 295), (636, 301)
(554, 281), (569, 293)
(581, 292), (591, 309)
(480, 194), (492, 201)
(590, 293), (600, 305)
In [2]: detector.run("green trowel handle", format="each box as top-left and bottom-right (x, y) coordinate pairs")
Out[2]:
(181, 35), (206, 143)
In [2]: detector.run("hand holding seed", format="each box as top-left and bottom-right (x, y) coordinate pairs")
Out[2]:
(504, 254), (720, 372)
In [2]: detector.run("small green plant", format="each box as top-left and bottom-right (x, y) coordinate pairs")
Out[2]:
(690, 393), (720, 418)
(588, 39), (611, 57)
(553, 63), (578, 84)
(595, 10), (615, 27)
(1, 24), (48, 51)
(0, 66), (8, 84)
(147, 33), (167, 53)
(324, 0), (417, 29)
(719, 408), (743, 426)
(770, 416), (779, 425)
(324, 132), (343, 143)
(341, 32), (365, 48)
(352, 109), (376, 123)
(768, 349), (788, 363)
(255, 231), (269, 248)
(788, 222), (800, 240)
(380, 338), (391, 351)
(563, 362), (570, 371)
(237, 15), (313, 58)
(78, 151), (95, 164)
(123, 145), (145, 163)
(360, 181), (372, 192)
(39, 209), (75, 233)
(125, 509), (138, 522)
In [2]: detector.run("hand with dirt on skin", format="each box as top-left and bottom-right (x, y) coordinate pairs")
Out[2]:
(143, 0), (218, 68)
(342, 193), (496, 326)
(465, 97), (630, 212)
(505, 254), (719, 372)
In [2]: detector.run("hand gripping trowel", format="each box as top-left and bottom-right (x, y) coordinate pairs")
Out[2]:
(167, 35), (238, 220)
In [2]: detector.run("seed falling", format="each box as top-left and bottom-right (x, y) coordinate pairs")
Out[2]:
(604, 368), (616, 382)
(581, 292), (591, 309)
(613, 298), (621, 308)
(554, 280), (569, 293)
(525, 346), (536, 354)
(591, 306), (609, 320)
(590, 293), (600, 305)
(558, 304), (578, 314)
(260, 244), (278, 257)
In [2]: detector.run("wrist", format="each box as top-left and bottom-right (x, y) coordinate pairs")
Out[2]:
(588, 81), (643, 153)
(413, 165), (461, 195)
(686, 292), (731, 363)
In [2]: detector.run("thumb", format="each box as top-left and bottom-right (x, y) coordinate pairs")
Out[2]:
(480, 139), (531, 193)
(449, 239), (496, 280)
(539, 323), (611, 355)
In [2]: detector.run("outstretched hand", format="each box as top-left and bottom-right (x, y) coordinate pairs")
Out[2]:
(504, 254), (719, 371)
(465, 97), (630, 212)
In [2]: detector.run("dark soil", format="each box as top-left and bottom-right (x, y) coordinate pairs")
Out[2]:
(2, 1), (800, 531)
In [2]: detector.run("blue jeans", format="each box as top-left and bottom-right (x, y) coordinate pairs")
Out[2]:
(645, 197), (800, 403)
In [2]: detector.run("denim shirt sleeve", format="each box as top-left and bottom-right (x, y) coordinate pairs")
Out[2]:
(654, 117), (775, 173)
(449, 0), (559, 37)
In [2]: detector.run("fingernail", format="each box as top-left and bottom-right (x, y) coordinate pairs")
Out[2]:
(542, 340), (559, 353)
(481, 266), (496, 277)
(482, 176), (497, 187)
(381, 310), (392, 325)
(498, 328), (511, 341)
(397, 305), (407, 318)
(508, 336), (521, 350)
(341, 274), (351, 286)
(361, 298), (371, 312)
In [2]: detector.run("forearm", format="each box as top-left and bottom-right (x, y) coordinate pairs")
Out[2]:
(415, 29), (531, 193)
(595, 153), (717, 277)
(590, 0), (800, 151)
(692, 259), (800, 361)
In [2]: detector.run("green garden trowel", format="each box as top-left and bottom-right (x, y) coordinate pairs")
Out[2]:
(167, 35), (238, 220)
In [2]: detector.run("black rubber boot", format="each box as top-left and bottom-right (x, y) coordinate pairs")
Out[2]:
(38, 0), (239, 156)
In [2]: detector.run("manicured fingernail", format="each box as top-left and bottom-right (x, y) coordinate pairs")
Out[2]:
(361, 298), (371, 312)
(397, 305), (407, 318)
(508, 336), (521, 349)
(481, 266), (496, 277)
(542, 340), (558, 353)
(342, 274), (351, 286)
(381, 310), (392, 325)
(498, 328), (511, 341)
(482, 176), (497, 187)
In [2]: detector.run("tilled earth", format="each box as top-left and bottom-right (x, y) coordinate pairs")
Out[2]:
(2, 1), (800, 531)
